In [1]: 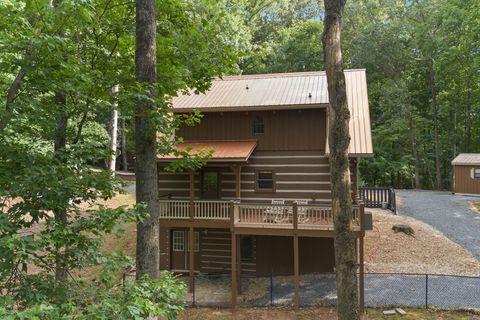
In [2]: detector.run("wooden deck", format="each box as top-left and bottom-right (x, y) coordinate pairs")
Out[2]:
(159, 200), (364, 234)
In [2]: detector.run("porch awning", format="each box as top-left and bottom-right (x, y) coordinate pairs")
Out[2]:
(158, 140), (257, 162)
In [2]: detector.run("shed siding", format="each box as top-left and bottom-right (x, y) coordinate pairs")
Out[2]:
(176, 108), (326, 152)
(454, 165), (480, 195)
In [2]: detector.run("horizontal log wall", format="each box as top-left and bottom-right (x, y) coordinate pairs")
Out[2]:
(158, 151), (359, 203)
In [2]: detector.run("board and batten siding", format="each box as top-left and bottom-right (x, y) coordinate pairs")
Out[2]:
(176, 108), (327, 152)
(158, 150), (358, 202)
(453, 165), (480, 195)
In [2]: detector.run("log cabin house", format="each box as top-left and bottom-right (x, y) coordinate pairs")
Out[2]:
(157, 69), (373, 308)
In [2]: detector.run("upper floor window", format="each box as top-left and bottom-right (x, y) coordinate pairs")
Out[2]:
(256, 171), (274, 191)
(253, 116), (264, 135)
(474, 168), (480, 179)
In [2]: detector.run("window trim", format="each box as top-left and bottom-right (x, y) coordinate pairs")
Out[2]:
(172, 231), (185, 252)
(474, 168), (480, 179)
(252, 115), (265, 135)
(255, 170), (275, 192)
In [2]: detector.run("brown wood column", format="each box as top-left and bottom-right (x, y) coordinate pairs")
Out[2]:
(231, 232), (237, 310)
(293, 202), (300, 309)
(233, 164), (242, 200)
(237, 234), (241, 294)
(359, 203), (365, 314)
(188, 171), (195, 293)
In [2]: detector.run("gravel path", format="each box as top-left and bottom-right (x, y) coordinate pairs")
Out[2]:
(396, 190), (480, 261)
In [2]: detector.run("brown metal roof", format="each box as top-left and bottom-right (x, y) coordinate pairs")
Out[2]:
(452, 153), (480, 165)
(172, 71), (329, 112)
(158, 140), (257, 162)
(171, 69), (373, 156)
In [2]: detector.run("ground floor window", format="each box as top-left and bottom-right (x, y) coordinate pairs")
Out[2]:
(241, 236), (254, 262)
(172, 231), (184, 251)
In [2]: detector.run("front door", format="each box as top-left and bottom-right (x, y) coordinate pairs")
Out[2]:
(170, 229), (200, 272)
(201, 170), (220, 199)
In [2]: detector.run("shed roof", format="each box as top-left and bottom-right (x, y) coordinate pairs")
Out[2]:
(452, 153), (480, 166)
(158, 140), (257, 162)
(171, 69), (373, 156)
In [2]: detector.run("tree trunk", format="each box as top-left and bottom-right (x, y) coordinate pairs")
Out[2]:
(407, 109), (420, 189)
(53, 90), (68, 283)
(135, 0), (159, 279)
(427, 61), (442, 190)
(121, 118), (128, 171)
(109, 85), (119, 174)
(322, 1), (359, 319)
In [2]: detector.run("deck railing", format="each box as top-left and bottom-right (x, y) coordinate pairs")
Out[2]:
(159, 200), (364, 231)
(159, 200), (231, 220)
(359, 187), (396, 214)
(235, 203), (362, 229)
(194, 200), (230, 219)
(159, 200), (190, 219)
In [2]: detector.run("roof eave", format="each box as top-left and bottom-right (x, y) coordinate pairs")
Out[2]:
(171, 103), (328, 113)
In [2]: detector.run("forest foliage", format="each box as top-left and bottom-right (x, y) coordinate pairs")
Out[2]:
(0, 0), (478, 317)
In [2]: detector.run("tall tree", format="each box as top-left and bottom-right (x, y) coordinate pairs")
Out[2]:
(323, 0), (359, 319)
(135, 0), (160, 279)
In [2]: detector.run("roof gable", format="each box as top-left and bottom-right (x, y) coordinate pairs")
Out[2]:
(171, 69), (373, 156)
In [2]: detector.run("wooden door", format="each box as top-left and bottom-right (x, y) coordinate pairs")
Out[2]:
(170, 229), (200, 272)
(201, 170), (220, 199)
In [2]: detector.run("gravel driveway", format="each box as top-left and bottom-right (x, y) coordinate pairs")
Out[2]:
(396, 190), (480, 261)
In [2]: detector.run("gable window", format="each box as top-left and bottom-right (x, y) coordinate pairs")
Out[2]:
(474, 168), (480, 179)
(256, 171), (274, 191)
(253, 116), (264, 135)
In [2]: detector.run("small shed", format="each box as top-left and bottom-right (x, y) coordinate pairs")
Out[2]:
(452, 153), (480, 195)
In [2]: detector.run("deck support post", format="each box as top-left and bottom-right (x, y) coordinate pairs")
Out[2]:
(231, 232), (237, 310)
(188, 171), (195, 293)
(237, 234), (242, 294)
(359, 203), (365, 314)
(293, 202), (300, 310)
(229, 201), (237, 310)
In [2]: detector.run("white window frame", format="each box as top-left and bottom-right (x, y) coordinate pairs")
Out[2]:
(172, 231), (185, 252)
(474, 168), (480, 179)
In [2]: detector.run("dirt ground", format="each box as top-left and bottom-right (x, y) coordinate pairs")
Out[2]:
(179, 307), (480, 320)
(471, 202), (480, 214)
(365, 209), (480, 275)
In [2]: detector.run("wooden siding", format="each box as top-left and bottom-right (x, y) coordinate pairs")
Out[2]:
(176, 109), (326, 152)
(453, 165), (480, 195)
(159, 228), (257, 274)
(255, 236), (334, 275)
(159, 227), (334, 276)
(158, 150), (359, 202)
